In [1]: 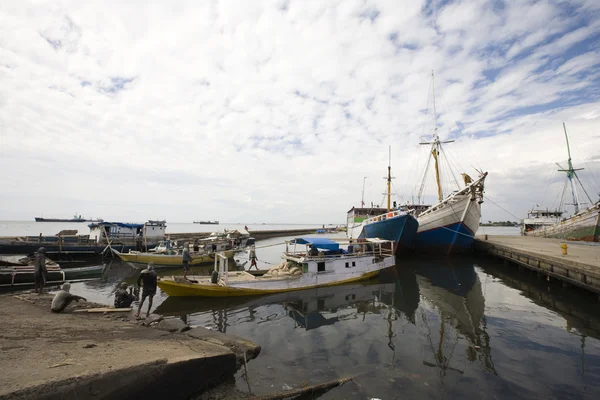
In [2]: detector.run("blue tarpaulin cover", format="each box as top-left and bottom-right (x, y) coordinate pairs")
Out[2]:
(291, 237), (340, 251)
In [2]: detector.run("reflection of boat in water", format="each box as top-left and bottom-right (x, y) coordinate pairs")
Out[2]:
(283, 282), (395, 330)
(414, 259), (495, 374)
(155, 281), (395, 319)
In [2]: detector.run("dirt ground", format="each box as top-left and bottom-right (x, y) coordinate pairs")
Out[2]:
(0, 291), (259, 399)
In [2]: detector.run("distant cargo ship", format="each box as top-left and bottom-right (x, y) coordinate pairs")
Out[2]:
(34, 213), (103, 223)
(193, 220), (219, 225)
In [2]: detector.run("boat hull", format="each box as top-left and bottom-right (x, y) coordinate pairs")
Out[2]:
(0, 241), (153, 256)
(356, 214), (419, 252)
(114, 249), (237, 266)
(0, 265), (103, 288)
(157, 269), (382, 297)
(415, 193), (482, 254)
(526, 203), (600, 242)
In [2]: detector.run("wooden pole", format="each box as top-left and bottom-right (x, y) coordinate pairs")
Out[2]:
(144, 224), (148, 252)
(247, 375), (357, 400)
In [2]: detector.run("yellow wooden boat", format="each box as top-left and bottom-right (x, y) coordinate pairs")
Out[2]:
(157, 237), (395, 297)
(111, 248), (237, 266)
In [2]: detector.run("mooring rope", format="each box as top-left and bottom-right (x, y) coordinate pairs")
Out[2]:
(483, 195), (522, 221)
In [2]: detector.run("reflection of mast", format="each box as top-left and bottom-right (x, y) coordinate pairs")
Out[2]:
(213, 309), (228, 333)
(416, 264), (497, 374)
(421, 310), (463, 378)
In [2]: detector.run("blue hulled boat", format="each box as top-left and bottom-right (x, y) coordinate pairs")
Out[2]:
(346, 147), (419, 252)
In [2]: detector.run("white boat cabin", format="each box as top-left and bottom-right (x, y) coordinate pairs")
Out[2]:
(282, 237), (394, 275)
(88, 220), (167, 242)
(521, 209), (564, 234)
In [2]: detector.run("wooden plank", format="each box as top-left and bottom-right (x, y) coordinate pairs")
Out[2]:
(73, 308), (132, 313)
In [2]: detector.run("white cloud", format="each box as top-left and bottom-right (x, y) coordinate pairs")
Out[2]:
(0, 0), (599, 225)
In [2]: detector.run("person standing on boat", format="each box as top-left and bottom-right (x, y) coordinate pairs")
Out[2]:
(249, 245), (258, 270)
(135, 231), (143, 252)
(136, 263), (157, 318)
(182, 242), (193, 279)
(33, 247), (48, 294)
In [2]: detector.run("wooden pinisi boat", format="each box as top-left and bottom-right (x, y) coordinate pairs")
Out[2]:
(157, 237), (396, 297)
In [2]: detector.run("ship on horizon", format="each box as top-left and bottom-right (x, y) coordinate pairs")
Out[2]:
(193, 220), (219, 225)
(35, 213), (103, 223)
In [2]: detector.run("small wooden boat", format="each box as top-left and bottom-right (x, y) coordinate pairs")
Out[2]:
(112, 248), (238, 266)
(0, 254), (31, 267)
(0, 264), (104, 288)
(157, 237), (396, 297)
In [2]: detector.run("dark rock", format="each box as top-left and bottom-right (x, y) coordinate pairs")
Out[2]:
(83, 344), (97, 349)
(155, 318), (189, 333)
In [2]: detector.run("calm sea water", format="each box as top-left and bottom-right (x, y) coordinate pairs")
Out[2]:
(7, 225), (596, 399)
(0, 220), (331, 237)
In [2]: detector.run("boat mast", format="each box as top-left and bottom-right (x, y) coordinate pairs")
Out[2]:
(558, 123), (587, 214)
(419, 72), (453, 203)
(431, 74), (443, 202)
(361, 177), (367, 207)
(387, 146), (392, 212)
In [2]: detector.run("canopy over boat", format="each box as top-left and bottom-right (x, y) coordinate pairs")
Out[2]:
(290, 237), (340, 251)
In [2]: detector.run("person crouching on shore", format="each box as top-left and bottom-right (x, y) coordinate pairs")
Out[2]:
(51, 282), (87, 313)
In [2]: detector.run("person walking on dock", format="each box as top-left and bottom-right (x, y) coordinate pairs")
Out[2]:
(182, 242), (193, 279)
(136, 263), (157, 318)
(249, 245), (258, 270)
(33, 247), (48, 294)
(51, 282), (87, 313)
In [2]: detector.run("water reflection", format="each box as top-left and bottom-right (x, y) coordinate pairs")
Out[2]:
(55, 254), (600, 398)
(411, 257), (496, 379)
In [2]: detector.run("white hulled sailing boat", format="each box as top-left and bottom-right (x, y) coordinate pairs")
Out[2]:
(404, 73), (487, 254)
(522, 123), (600, 241)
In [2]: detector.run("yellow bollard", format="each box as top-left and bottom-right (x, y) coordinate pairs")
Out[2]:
(561, 243), (568, 256)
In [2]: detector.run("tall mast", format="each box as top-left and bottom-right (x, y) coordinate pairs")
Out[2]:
(419, 72), (452, 203)
(431, 72), (443, 202)
(387, 146), (392, 211)
(361, 177), (367, 207)
(558, 123), (584, 214)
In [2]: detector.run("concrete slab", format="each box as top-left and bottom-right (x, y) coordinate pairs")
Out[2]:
(0, 293), (260, 399)
(476, 235), (600, 267)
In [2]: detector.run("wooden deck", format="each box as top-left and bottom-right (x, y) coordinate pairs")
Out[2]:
(474, 235), (600, 294)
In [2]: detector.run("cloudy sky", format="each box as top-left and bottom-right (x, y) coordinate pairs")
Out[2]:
(1, 0), (599, 224)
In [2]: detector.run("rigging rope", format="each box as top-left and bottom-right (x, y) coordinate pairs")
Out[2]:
(483, 195), (522, 221)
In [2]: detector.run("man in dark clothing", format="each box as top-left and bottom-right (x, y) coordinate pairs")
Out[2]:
(136, 263), (158, 318)
(114, 282), (135, 308)
(51, 282), (87, 312)
(34, 247), (48, 294)
(309, 245), (319, 257)
(182, 242), (193, 280)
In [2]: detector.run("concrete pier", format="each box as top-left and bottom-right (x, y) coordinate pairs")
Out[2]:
(474, 235), (600, 294)
(0, 293), (260, 399)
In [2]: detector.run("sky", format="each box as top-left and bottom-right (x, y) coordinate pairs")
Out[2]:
(1, 0), (599, 225)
